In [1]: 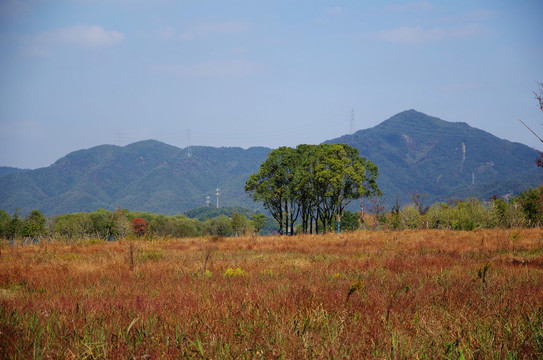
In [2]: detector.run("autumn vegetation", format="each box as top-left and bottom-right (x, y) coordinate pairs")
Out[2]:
(1, 229), (543, 359)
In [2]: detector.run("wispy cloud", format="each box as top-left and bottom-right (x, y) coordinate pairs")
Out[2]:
(157, 59), (263, 78)
(386, 1), (435, 12)
(180, 21), (251, 40)
(371, 23), (487, 43)
(22, 25), (124, 56)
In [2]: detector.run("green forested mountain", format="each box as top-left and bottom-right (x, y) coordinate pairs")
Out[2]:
(326, 109), (542, 207)
(0, 140), (269, 216)
(1, 110), (541, 216)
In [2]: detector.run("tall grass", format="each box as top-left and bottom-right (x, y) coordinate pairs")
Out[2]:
(0, 229), (542, 358)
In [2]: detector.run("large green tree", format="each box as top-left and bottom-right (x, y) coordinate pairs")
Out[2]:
(245, 147), (299, 234)
(246, 143), (381, 234)
(313, 144), (381, 232)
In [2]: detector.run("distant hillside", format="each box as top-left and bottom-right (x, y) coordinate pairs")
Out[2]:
(0, 140), (269, 216)
(326, 109), (542, 207)
(0, 166), (29, 177)
(1, 110), (541, 216)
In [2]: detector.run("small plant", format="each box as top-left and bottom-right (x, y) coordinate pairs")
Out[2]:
(477, 263), (490, 284)
(223, 267), (246, 277)
(347, 281), (365, 300)
(203, 246), (213, 272)
(139, 250), (164, 262)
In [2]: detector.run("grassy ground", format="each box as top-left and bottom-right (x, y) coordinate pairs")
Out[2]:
(1, 229), (542, 359)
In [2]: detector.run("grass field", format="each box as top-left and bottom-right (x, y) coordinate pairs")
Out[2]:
(1, 229), (543, 359)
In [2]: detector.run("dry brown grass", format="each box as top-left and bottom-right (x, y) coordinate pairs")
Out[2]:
(1, 229), (542, 359)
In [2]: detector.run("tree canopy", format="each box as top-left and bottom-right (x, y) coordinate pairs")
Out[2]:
(245, 144), (381, 234)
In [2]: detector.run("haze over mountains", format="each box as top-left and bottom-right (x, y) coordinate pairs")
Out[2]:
(1, 110), (541, 216)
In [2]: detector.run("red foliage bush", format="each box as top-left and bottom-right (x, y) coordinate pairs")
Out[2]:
(131, 217), (148, 236)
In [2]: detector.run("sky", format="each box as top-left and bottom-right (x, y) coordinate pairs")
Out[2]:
(0, 0), (542, 169)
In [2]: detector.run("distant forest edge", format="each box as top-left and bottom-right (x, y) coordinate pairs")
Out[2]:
(0, 110), (542, 217)
(1, 186), (542, 242)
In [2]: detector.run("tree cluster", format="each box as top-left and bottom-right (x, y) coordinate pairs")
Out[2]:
(0, 208), (269, 241)
(245, 143), (381, 234)
(0, 209), (47, 241)
(364, 187), (543, 230)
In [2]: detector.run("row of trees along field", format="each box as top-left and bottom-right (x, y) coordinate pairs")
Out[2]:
(350, 187), (543, 231)
(0, 208), (269, 241)
(245, 143), (381, 235)
(0, 186), (541, 241)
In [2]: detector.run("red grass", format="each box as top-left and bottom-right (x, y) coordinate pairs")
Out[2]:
(1, 229), (543, 358)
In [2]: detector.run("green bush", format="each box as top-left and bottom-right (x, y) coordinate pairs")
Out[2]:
(426, 203), (454, 229)
(492, 199), (526, 228)
(399, 204), (421, 229)
(514, 186), (543, 227)
(203, 215), (233, 236)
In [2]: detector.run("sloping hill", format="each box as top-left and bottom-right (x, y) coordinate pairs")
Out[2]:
(0, 140), (269, 216)
(1, 110), (541, 216)
(0, 167), (29, 177)
(326, 109), (542, 206)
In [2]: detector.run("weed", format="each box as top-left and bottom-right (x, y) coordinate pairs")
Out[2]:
(139, 250), (164, 262)
(347, 281), (365, 300)
(223, 267), (246, 277)
(477, 263), (490, 284)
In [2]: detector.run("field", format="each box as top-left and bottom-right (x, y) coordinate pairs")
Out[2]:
(1, 229), (543, 359)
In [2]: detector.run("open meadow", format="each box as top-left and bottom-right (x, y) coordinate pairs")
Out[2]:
(1, 229), (543, 359)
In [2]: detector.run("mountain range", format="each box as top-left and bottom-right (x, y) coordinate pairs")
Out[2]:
(1, 110), (541, 216)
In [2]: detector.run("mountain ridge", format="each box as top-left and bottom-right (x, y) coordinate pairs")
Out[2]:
(1, 110), (541, 216)
(326, 109), (540, 206)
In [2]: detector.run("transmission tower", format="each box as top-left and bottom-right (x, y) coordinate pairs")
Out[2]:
(350, 109), (355, 135)
(205, 195), (211, 207)
(216, 187), (220, 208)
(186, 129), (192, 158)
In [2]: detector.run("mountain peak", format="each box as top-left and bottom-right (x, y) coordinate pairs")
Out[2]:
(380, 109), (446, 129)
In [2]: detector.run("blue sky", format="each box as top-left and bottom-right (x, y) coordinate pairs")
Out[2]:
(1, 0), (542, 169)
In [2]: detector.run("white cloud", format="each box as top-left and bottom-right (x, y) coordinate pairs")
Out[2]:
(180, 21), (251, 40)
(22, 25), (124, 56)
(371, 23), (486, 43)
(157, 59), (263, 78)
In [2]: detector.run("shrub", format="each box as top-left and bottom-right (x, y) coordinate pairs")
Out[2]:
(399, 204), (421, 229)
(131, 217), (149, 236)
(203, 215), (233, 236)
(492, 199), (526, 228)
(425, 203), (452, 229)
(449, 198), (495, 230)
(514, 186), (543, 227)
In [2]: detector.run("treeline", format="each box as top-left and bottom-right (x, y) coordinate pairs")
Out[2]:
(1, 187), (541, 241)
(353, 186), (543, 231)
(0, 208), (269, 241)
